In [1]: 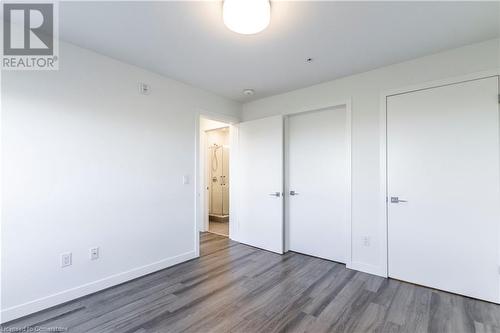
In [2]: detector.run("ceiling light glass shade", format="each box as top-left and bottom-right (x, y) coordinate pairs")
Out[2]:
(223, 0), (270, 35)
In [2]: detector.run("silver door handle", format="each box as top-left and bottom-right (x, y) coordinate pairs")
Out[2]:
(390, 196), (408, 203)
(289, 190), (299, 196)
(269, 192), (281, 197)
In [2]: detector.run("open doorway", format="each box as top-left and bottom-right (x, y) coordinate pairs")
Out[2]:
(206, 127), (230, 236)
(199, 117), (232, 238)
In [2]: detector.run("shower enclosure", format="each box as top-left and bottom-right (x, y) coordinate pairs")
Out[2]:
(206, 128), (230, 222)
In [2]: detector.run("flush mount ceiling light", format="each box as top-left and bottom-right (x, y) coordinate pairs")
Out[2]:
(223, 0), (271, 35)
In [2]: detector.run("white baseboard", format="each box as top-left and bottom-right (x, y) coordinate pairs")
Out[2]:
(1, 251), (197, 323)
(347, 261), (387, 278)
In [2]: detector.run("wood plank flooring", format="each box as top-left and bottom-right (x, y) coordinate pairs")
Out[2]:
(3, 232), (500, 332)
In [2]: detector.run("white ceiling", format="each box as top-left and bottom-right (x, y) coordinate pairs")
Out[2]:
(58, 1), (500, 102)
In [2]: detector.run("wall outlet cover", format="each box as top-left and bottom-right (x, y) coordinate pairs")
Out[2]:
(61, 252), (72, 267)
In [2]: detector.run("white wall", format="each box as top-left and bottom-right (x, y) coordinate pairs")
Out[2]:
(1, 41), (241, 322)
(242, 39), (500, 276)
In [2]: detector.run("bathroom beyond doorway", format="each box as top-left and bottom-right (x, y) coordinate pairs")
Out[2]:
(200, 117), (232, 237)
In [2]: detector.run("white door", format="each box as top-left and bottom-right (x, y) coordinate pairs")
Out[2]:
(387, 76), (500, 303)
(237, 116), (284, 253)
(287, 107), (349, 262)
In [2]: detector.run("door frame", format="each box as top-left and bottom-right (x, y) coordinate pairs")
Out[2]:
(284, 101), (352, 268)
(195, 110), (239, 257)
(379, 70), (500, 278)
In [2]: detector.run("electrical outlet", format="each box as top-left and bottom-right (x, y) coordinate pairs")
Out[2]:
(61, 252), (72, 267)
(363, 237), (371, 247)
(90, 247), (99, 260)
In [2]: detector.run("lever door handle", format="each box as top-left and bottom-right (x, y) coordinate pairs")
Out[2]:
(289, 190), (299, 196)
(269, 192), (281, 197)
(390, 196), (408, 203)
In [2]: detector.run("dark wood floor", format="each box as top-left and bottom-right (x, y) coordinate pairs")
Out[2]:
(3, 233), (500, 332)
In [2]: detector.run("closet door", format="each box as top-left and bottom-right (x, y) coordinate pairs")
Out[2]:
(237, 116), (284, 253)
(288, 107), (349, 262)
(387, 76), (500, 303)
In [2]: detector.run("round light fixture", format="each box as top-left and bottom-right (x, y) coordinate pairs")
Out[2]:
(223, 0), (271, 35)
